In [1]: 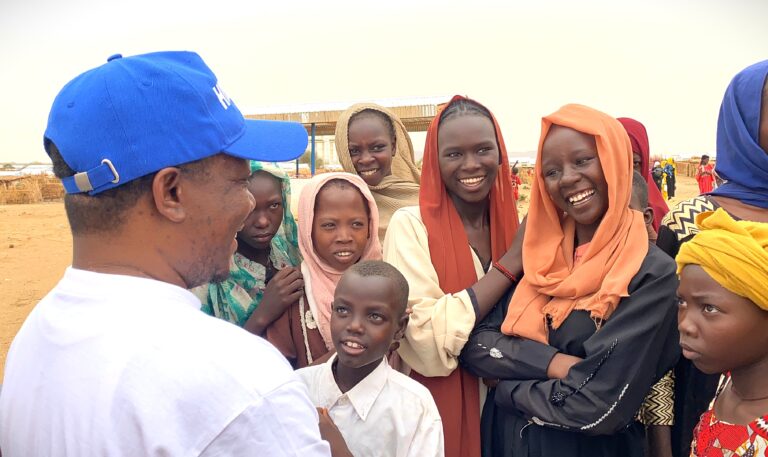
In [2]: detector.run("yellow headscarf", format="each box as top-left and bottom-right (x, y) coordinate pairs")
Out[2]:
(676, 208), (768, 310)
(335, 103), (421, 241)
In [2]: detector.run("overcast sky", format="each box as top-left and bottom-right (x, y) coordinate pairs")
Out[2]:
(1, 0), (766, 163)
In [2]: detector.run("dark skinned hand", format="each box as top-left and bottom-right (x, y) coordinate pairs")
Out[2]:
(243, 266), (303, 335)
(317, 408), (353, 457)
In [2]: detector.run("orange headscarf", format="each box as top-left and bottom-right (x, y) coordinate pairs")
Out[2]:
(418, 95), (519, 457)
(501, 104), (648, 344)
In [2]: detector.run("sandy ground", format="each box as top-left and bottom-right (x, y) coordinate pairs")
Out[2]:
(0, 176), (700, 379)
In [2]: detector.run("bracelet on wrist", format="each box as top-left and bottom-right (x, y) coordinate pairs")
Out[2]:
(493, 261), (518, 283)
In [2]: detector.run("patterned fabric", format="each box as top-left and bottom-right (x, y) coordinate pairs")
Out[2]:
(193, 162), (301, 327)
(661, 195), (719, 242)
(691, 376), (768, 456)
(637, 370), (675, 426)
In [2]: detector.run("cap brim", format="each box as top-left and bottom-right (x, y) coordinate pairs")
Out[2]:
(224, 119), (309, 162)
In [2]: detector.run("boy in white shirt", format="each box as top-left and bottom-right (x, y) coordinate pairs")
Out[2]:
(297, 261), (444, 457)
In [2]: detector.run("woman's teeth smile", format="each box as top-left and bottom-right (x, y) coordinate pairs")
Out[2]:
(359, 169), (379, 177)
(334, 251), (354, 259)
(567, 189), (595, 206)
(459, 176), (485, 187)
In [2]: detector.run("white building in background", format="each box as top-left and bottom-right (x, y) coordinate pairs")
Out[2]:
(0, 164), (54, 177)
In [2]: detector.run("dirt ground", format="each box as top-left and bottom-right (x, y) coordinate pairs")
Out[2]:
(0, 176), (701, 379)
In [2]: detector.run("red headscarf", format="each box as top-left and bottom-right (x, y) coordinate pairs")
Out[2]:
(617, 117), (669, 231)
(418, 95), (519, 457)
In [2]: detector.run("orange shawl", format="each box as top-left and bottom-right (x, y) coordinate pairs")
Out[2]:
(419, 95), (519, 457)
(501, 104), (647, 344)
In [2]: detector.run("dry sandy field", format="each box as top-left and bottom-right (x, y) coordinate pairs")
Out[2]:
(0, 176), (701, 379)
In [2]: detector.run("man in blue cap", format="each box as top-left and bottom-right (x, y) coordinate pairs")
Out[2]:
(0, 52), (350, 456)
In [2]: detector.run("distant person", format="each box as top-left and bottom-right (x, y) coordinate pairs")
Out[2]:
(335, 103), (421, 241)
(657, 59), (768, 457)
(264, 173), (382, 369)
(664, 159), (677, 199)
(0, 51), (349, 456)
(510, 164), (523, 201)
(618, 117), (670, 232)
(652, 160), (665, 191)
(676, 209), (768, 456)
(297, 261), (444, 457)
(461, 104), (679, 457)
(695, 155), (716, 194)
(193, 161), (304, 334)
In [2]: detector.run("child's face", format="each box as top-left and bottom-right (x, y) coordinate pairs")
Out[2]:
(348, 115), (395, 187)
(237, 172), (283, 250)
(331, 272), (407, 371)
(629, 193), (654, 229)
(437, 114), (500, 205)
(632, 153), (642, 173)
(312, 184), (370, 271)
(677, 264), (768, 375)
(540, 125), (609, 242)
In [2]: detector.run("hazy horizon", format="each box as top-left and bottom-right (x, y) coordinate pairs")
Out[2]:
(1, 0), (766, 164)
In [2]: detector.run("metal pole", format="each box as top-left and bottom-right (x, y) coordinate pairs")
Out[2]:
(310, 123), (317, 176)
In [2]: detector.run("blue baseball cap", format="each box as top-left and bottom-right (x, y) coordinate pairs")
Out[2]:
(44, 51), (309, 195)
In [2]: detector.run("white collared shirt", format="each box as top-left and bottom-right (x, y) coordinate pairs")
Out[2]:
(296, 355), (444, 457)
(0, 267), (330, 457)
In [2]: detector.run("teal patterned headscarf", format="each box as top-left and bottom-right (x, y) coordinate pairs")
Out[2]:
(193, 161), (301, 326)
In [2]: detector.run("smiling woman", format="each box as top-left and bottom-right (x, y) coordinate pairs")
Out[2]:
(461, 104), (681, 457)
(383, 95), (522, 457)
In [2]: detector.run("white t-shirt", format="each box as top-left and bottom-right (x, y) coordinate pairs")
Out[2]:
(296, 355), (444, 457)
(0, 267), (331, 457)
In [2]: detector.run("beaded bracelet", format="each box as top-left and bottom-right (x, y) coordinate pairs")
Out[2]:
(492, 261), (518, 283)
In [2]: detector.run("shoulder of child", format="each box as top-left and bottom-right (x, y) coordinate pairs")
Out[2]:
(386, 368), (441, 413)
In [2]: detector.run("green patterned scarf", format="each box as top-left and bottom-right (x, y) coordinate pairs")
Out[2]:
(193, 161), (301, 326)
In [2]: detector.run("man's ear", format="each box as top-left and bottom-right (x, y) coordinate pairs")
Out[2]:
(643, 207), (655, 227)
(152, 167), (187, 223)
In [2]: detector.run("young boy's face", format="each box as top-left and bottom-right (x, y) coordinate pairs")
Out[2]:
(677, 264), (768, 374)
(629, 193), (654, 228)
(330, 272), (408, 371)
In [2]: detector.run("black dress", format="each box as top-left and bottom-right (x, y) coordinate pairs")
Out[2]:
(460, 245), (680, 457)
